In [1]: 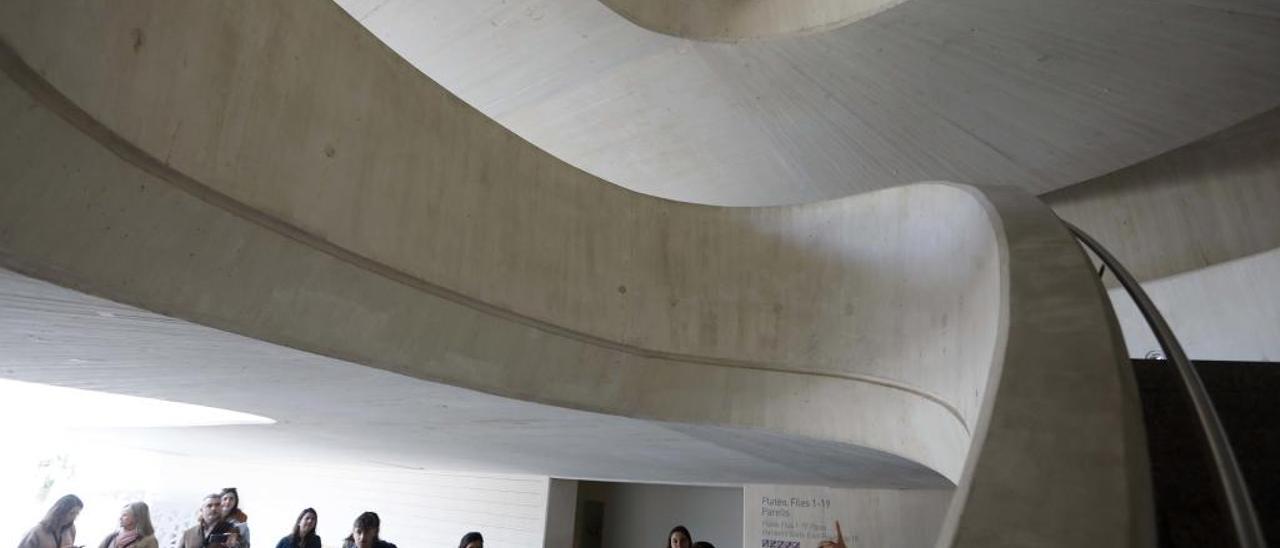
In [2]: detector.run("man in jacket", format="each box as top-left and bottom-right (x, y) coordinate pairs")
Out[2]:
(181, 494), (238, 548)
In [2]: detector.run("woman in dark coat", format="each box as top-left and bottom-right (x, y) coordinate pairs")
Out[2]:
(274, 508), (320, 548)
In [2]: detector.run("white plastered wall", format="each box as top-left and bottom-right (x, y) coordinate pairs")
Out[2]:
(575, 481), (744, 548)
(1109, 247), (1280, 362)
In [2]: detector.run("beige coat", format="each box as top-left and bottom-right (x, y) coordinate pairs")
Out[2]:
(97, 531), (159, 548)
(17, 525), (75, 548)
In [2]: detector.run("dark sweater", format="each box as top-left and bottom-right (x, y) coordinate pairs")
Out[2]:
(273, 535), (321, 548)
(341, 540), (397, 548)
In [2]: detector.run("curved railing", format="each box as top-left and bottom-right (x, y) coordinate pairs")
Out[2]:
(1065, 221), (1267, 547)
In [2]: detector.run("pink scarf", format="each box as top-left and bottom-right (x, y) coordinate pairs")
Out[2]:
(113, 529), (141, 548)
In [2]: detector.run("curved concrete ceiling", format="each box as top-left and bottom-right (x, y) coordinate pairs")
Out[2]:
(336, 0), (1280, 205)
(0, 0), (1155, 539)
(0, 267), (947, 488)
(598, 0), (906, 41)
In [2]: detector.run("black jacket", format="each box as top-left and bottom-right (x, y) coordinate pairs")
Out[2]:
(274, 535), (321, 548)
(341, 540), (397, 548)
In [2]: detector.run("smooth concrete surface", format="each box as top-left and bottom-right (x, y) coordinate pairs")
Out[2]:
(1108, 247), (1280, 362)
(0, 267), (946, 487)
(936, 186), (1154, 548)
(1047, 106), (1280, 285)
(576, 481), (744, 548)
(336, 0), (1280, 204)
(0, 6), (997, 482)
(1047, 106), (1280, 365)
(598, 0), (905, 41)
(544, 479), (579, 548)
(0, 1), (1151, 545)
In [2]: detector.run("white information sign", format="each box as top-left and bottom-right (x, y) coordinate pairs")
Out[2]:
(745, 484), (842, 548)
(743, 484), (952, 548)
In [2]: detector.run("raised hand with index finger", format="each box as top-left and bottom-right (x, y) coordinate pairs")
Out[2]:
(817, 520), (846, 548)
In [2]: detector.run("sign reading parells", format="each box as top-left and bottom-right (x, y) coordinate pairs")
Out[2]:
(744, 485), (843, 548)
(743, 484), (952, 548)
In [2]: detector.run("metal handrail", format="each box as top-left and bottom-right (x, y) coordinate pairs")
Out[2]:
(1064, 221), (1266, 547)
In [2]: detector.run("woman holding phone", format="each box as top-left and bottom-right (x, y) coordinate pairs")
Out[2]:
(19, 494), (83, 548)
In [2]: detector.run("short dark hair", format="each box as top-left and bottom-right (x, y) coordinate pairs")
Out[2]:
(354, 511), (380, 531)
(694, 542), (716, 548)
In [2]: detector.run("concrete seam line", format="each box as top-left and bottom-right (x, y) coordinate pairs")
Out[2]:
(0, 38), (969, 434)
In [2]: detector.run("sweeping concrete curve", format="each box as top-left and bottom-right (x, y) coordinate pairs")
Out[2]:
(336, 0), (1280, 205)
(0, 1), (1152, 546)
(0, 267), (950, 488)
(597, 0), (907, 41)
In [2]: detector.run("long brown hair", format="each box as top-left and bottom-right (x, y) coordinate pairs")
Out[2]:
(220, 487), (247, 522)
(290, 508), (318, 545)
(39, 495), (83, 531)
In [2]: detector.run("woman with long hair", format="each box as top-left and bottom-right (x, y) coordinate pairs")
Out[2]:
(665, 526), (692, 548)
(220, 487), (251, 548)
(19, 494), (83, 548)
(273, 508), (320, 548)
(98, 502), (158, 548)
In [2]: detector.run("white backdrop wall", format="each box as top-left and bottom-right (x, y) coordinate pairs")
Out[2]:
(575, 481), (743, 548)
(1109, 247), (1280, 362)
(544, 479), (579, 548)
(0, 434), (549, 548)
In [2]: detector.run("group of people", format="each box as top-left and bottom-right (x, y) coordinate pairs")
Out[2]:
(17, 492), (485, 548)
(23, 492), (828, 548)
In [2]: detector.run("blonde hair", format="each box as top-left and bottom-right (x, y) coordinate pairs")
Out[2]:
(124, 502), (155, 537)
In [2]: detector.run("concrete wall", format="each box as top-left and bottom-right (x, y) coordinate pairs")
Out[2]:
(336, 0), (1280, 205)
(576, 481), (743, 548)
(598, 0), (905, 41)
(1047, 107), (1280, 362)
(544, 479), (579, 548)
(0, 1), (1153, 545)
(1047, 107), (1280, 285)
(0, 0), (1005, 482)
